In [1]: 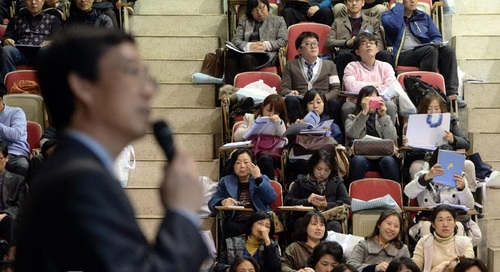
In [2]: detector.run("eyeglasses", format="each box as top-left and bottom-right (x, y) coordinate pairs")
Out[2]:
(360, 41), (376, 47)
(346, 0), (362, 3)
(301, 42), (319, 48)
(252, 4), (266, 13)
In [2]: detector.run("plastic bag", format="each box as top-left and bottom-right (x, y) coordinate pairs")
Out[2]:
(113, 145), (136, 187)
(326, 231), (364, 259)
(235, 79), (276, 104)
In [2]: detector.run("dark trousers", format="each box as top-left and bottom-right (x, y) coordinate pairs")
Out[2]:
(0, 215), (16, 244)
(225, 50), (270, 85)
(282, 3), (333, 27)
(257, 155), (275, 181)
(398, 45), (459, 95)
(6, 155), (29, 178)
(334, 49), (394, 85)
(347, 155), (400, 187)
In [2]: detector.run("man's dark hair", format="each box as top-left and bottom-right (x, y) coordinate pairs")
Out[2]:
(0, 141), (8, 158)
(35, 27), (135, 130)
(295, 31), (319, 50)
(353, 31), (377, 50)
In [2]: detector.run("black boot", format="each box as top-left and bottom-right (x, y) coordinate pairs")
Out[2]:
(468, 153), (492, 180)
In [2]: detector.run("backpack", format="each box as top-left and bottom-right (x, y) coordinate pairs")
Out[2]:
(403, 75), (449, 109)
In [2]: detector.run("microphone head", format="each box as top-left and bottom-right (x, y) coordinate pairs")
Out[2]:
(153, 120), (175, 161)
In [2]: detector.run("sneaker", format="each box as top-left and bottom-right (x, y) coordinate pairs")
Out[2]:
(458, 99), (467, 108)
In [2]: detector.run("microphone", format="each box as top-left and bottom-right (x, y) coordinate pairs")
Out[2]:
(153, 120), (176, 161)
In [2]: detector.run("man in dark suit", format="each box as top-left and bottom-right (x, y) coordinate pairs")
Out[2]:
(0, 140), (26, 261)
(16, 27), (208, 271)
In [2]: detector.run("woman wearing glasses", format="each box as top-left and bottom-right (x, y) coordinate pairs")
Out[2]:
(225, 0), (287, 85)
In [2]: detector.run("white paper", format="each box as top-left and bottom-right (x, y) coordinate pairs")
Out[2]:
(406, 113), (451, 148)
(242, 116), (278, 139)
(221, 141), (252, 148)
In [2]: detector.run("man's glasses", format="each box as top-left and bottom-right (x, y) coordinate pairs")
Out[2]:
(301, 42), (319, 48)
(360, 41), (376, 47)
(346, 0), (363, 3)
(252, 5), (266, 13)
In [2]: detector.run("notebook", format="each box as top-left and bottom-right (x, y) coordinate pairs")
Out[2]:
(434, 149), (465, 187)
(406, 113), (451, 150)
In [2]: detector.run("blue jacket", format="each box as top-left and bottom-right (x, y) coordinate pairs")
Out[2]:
(381, 3), (441, 66)
(311, 0), (332, 9)
(208, 174), (276, 218)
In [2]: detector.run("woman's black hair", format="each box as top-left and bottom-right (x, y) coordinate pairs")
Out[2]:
(306, 241), (345, 268)
(245, 211), (275, 239)
(429, 204), (458, 235)
(454, 258), (488, 272)
(354, 85), (379, 114)
(306, 149), (338, 178)
(294, 212), (328, 242)
(367, 209), (404, 249)
(229, 256), (261, 272)
(386, 257), (420, 272)
(302, 89), (331, 118)
(332, 263), (357, 272)
(246, 0), (270, 20)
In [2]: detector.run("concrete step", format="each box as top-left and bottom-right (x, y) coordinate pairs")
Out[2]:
(150, 108), (221, 134)
(455, 0), (500, 15)
(458, 59), (500, 82)
(137, 36), (221, 60)
(488, 161), (500, 172)
(469, 133), (500, 162)
(453, 35), (500, 60)
(127, 160), (219, 187)
(477, 217), (500, 263)
(131, 133), (215, 161)
(467, 109), (500, 133)
(451, 14), (500, 36)
(146, 60), (203, 83)
(135, 0), (223, 15)
(464, 82), (500, 108)
(153, 83), (216, 109)
(127, 187), (163, 215)
(131, 15), (227, 39)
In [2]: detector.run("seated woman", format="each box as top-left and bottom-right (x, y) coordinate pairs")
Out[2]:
(215, 212), (281, 272)
(345, 85), (399, 186)
(412, 205), (475, 272)
(284, 149), (350, 234)
(386, 257), (420, 272)
(282, 211), (328, 272)
(230, 256), (261, 272)
(233, 94), (288, 180)
(407, 93), (477, 192)
(332, 264), (357, 272)
(65, 0), (114, 28)
(208, 148), (277, 239)
(301, 241), (345, 272)
(347, 210), (410, 272)
(225, 0), (287, 85)
(404, 147), (481, 246)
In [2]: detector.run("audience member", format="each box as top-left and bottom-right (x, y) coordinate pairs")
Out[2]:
(233, 94), (288, 180)
(16, 27), (209, 271)
(209, 148), (276, 239)
(342, 32), (397, 125)
(332, 0), (387, 20)
(406, 93), (477, 191)
(332, 263), (357, 272)
(281, 31), (341, 127)
(303, 241), (345, 272)
(215, 212), (281, 272)
(281, 211), (328, 272)
(412, 205), (475, 272)
(66, 0), (114, 28)
(326, 0), (392, 85)
(381, 0), (467, 107)
(454, 258), (488, 272)
(230, 256), (261, 272)
(91, 0), (118, 28)
(281, 0), (333, 27)
(404, 146), (481, 246)
(348, 210), (410, 272)
(0, 95), (30, 178)
(285, 149), (350, 234)
(0, 0), (62, 95)
(0, 141), (26, 261)
(345, 86), (399, 185)
(385, 257), (420, 272)
(225, 0), (287, 85)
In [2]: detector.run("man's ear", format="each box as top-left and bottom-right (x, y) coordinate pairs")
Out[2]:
(355, 49), (360, 56)
(67, 73), (94, 106)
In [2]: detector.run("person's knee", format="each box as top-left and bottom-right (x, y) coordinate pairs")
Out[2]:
(375, 50), (393, 65)
(332, 3), (347, 18)
(409, 160), (425, 179)
(363, 4), (387, 19)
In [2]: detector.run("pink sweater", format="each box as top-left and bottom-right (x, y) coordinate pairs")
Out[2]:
(343, 60), (396, 97)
